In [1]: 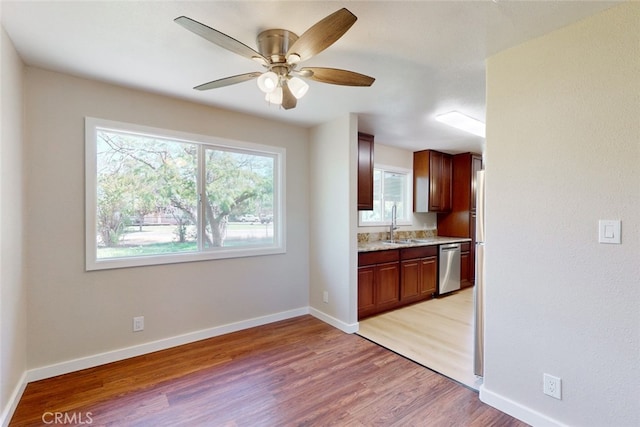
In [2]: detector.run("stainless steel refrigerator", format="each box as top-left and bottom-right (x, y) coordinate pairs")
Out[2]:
(474, 170), (485, 377)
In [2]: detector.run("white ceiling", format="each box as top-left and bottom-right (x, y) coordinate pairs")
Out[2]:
(1, 0), (619, 153)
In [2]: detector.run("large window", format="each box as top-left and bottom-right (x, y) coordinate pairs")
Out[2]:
(86, 118), (285, 270)
(359, 166), (412, 226)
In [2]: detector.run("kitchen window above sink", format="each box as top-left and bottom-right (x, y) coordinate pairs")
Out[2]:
(359, 166), (412, 227)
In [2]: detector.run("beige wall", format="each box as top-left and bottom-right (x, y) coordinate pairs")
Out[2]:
(0, 26), (27, 423)
(483, 2), (639, 426)
(23, 68), (310, 369)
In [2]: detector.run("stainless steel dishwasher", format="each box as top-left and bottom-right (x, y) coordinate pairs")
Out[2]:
(439, 243), (461, 295)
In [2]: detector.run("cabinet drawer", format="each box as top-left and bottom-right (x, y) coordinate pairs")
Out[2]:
(460, 242), (470, 252)
(358, 250), (399, 266)
(400, 246), (437, 260)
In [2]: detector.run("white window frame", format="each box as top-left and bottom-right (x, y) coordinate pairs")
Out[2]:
(359, 164), (413, 227)
(85, 117), (286, 271)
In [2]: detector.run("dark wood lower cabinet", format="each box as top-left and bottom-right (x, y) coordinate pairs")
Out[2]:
(357, 262), (401, 319)
(400, 258), (438, 301)
(358, 246), (437, 320)
(376, 262), (401, 312)
(357, 266), (376, 318)
(420, 257), (438, 295)
(358, 250), (401, 319)
(400, 246), (437, 304)
(400, 259), (421, 301)
(460, 242), (474, 288)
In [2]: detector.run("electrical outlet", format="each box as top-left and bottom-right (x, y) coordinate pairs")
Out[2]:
(323, 291), (329, 304)
(133, 316), (144, 332)
(543, 373), (562, 399)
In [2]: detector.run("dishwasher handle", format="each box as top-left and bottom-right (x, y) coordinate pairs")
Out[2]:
(440, 243), (461, 251)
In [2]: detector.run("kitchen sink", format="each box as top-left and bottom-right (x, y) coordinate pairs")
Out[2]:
(382, 238), (438, 245)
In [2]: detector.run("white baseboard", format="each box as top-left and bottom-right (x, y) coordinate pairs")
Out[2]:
(309, 307), (358, 334)
(1, 371), (27, 427)
(479, 384), (568, 427)
(27, 307), (309, 383)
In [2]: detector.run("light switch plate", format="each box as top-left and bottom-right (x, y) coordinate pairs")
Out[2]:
(598, 220), (621, 244)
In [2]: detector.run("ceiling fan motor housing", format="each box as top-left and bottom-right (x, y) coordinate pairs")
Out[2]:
(257, 29), (299, 64)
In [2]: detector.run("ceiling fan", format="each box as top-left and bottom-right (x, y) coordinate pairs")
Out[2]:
(175, 8), (375, 110)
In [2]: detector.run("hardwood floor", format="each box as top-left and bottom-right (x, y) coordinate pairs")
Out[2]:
(358, 288), (480, 390)
(10, 315), (527, 426)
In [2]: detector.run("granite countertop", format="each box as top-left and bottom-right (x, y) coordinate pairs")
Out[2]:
(358, 236), (472, 252)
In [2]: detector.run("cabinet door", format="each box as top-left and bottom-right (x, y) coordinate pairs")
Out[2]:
(376, 262), (400, 311)
(460, 251), (470, 287)
(400, 259), (420, 302)
(470, 154), (483, 212)
(358, 266), (376, 318)
(440, 153), (452, 211)
(429, 151), (452, 212)
(357, 133), (374, 210)
(420, 256), (437, 296)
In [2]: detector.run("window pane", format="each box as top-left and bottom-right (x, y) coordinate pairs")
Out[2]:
(373, 169), (382, 203)
(361, 199), (381, 222)
(384, 171), (407, 220)
(95, 131), (198, 259)
(360, 167), (410, 225)
(204, 148), (275, 248)
(361, 169), (383, 222)
(384, 171), (404, 202)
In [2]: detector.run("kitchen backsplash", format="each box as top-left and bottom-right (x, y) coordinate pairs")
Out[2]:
(357, 229), (437, 244)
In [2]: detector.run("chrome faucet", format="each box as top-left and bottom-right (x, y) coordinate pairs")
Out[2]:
(389, 203), (398, 242)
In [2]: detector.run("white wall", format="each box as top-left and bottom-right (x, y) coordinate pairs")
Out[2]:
(481, 3), (639, 426)
(0, 26), (27, 425)
(308, 114), (359, 330)
(23, 68), (310, 371)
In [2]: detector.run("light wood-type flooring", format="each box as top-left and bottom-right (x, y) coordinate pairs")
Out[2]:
(358, 288), (482, 390)
(10, 315), (527, 426)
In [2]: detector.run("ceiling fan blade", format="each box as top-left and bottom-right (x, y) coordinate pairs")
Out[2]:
(175, 16), (268, 65)
(300, 67), (375, 86)
(286, 8), (357, 62)
(194, 72), (262, 91)
(281, 81), (297, 110)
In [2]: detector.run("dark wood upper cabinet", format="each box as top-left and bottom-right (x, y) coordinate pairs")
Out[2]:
(413, 149), (452, 212)
(357, 132), (374, 211)
(470, 154), (483, 213)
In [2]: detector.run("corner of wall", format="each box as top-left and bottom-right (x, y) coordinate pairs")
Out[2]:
(0, 24), (28, 427)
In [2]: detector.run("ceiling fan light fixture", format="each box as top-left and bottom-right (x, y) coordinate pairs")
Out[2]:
(287, 53), (301, 64)
(257, 71), (279, 93)
(265, 86), (283, 105)
(288, 77), (309, 99)
(435, 111), (486, 138)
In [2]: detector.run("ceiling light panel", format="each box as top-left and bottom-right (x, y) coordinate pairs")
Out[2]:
(435, 111), (485, 138)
